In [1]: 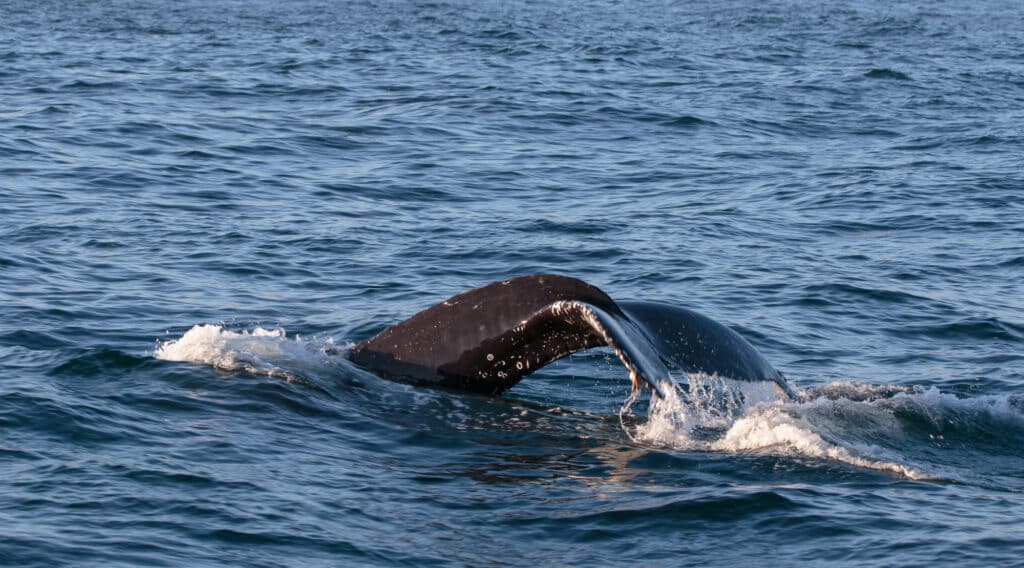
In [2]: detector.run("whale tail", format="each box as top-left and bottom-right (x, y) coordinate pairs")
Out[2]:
(347, 274), (795, 399)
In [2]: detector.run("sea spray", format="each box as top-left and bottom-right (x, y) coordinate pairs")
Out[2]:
(156, 326), (1020, 482)
(155, 324), (343, 381)
(620, 374), (936, 479)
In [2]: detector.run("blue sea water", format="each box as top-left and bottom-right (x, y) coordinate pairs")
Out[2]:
(2, 0), (1023, 565)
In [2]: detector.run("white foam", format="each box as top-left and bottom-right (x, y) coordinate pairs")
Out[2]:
(622, 375), (944, 480)
(155, 324), (340, 380)
(803, 381), (918, 401)
(883, 386), (1024, 427)
(711, 405), (930, 479)
(156, 326), (1019, 481)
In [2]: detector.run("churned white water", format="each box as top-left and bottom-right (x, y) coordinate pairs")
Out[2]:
(156, 326), (1024, 481)
(155, 324), (343, 381)
(620, 374), (1023, 481)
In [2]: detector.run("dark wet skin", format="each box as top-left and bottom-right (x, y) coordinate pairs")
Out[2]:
(348, 275), (795, 399)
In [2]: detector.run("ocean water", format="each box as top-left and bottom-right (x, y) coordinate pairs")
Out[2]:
(3, 0), (1023, 565)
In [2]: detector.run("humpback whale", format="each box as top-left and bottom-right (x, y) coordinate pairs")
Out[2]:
(347, 275), (797, 400)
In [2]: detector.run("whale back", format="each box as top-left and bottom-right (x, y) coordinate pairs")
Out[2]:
(618, 301), (780, 382)
(619, 301), (797, 399)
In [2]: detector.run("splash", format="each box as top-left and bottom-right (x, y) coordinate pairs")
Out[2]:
(620, 374), (949, 480)
(155, 324), (343, 381)
(156, 326), (1022, 482)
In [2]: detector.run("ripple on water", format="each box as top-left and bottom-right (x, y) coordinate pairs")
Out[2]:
(2, 0), (1024, 565)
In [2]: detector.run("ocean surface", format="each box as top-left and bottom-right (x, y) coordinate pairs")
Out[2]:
(3, 0), (1023, 565)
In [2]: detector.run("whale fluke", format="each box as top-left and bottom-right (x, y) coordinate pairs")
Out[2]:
(347, 275), (795, 399)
